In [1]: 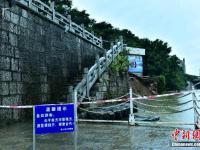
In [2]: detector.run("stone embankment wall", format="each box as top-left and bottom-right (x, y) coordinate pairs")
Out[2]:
(91, 70), (129, 100)
(0, 1), (103, 120)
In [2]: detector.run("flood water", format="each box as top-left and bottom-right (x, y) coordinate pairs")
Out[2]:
(0, 90), (200, 150)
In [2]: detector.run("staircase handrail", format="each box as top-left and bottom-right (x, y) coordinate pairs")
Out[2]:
(74, 39), (125, 102)
(10, 0), (103, 48)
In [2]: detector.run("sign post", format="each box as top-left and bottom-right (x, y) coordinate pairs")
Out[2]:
(33, 106), (36, 150)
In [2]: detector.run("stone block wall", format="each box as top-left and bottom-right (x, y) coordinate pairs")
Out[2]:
(0, 2), (102, 120)
(91, 71), (129, 100)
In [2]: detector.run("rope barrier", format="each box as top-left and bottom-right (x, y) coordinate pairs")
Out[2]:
(194, 108), (200, 117)
(88, 100), (129, 110)
(139, 92), (192, 102)
(77, 93), (129, 101)
(175, 100), (193, 106)
(132, 99), (192, 110)
(78, 98), (128, 105)
(178, 92), (192, 98)
(133, 105), (193, 114)
(79, 102), (193, 115)
(194, 100), (200, 110)
(135, 98), (193, 106)
(169, 106), (194, 114)
(78, 105), (129, 115)
(141, 98), (177, 102)
(79, 107), (105, 114)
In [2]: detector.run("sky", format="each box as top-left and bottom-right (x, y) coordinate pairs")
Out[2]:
(73, 0), (200, 76)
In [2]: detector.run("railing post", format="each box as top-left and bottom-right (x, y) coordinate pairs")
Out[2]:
(92, 31), (95, 44)
(119, 35), (123, 43)
(115, 39), (119, 56)
(28, 0), (32, 7)
(74, 90), (78, 123)
(110, 42), (114, 61)
(50, 1), (55, 22)
(67, 86), (74, 103)
(192, 89), (199, 129)
(100, 36), (103, 48)
(84, 68), (90, 97)
(96, 55), (100, 78)
(115, 39), (118, 45)
(104, 49), (108, 67)
(81, 24), (85, 38)
(119, 35), (123, 53)
(33, 106), (36, 150)
(129, 87), (135, 125)
(66, 15), (72, 32)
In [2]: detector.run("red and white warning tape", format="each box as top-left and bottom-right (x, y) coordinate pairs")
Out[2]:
(0, 103), (74, 109)
(144, 93), (181, 100)
(78, 92), (182, 105)
(0, 105), (33, 109)
(0, 93), (182, 108)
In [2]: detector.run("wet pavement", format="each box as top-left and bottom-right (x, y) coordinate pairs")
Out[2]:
(0, 91), (200, 150)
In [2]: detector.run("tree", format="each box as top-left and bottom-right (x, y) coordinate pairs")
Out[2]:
(111, 50), (129, 73)
(41, 0), (187, 91)
(41, 0), (72, 14)
(69, 8), (95, 30)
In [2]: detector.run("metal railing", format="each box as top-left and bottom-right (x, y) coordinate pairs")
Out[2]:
(74, 38), (124, 104)
(12, 0), (102, 47)
(127, 89), (197, 126)
(192, 92), (200, 129)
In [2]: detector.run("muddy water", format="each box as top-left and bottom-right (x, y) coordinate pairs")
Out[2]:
(0, 91), (200, 150)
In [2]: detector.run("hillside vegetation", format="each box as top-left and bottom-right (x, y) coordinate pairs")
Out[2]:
(41, 0), (187, 92)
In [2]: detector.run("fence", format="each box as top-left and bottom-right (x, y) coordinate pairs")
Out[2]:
(2, 0), (102, 48)
(1, 89), (200, 128)
(76, 88), (200, 128)
(193, 90), (200, 129)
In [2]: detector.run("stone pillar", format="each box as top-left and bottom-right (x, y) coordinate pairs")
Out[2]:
(119, 35), (123, 43)
(67, 86), (74, 103)
(100, 36), (103, 48)
(81, 24), (85, 38)
(104, 49), (108, 67)
(83, 68), (90, 97)
(50, 1), (55, 22)
(92, 31), (95, 44)
(28, 0), (32, 7)
(66, 14), (72, 32)
(96, 55), (100, 78)
(110, 42), (114, 61)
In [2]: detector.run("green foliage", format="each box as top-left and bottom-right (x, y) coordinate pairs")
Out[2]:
(164, 55), (187, 91)
(69, 9), (96, 30)
(157, 75), (166, 93)
(41, 0), (72, 14)
(111, 51), (129, 73)
(47, 1), (187, 91)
